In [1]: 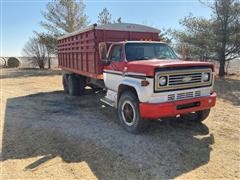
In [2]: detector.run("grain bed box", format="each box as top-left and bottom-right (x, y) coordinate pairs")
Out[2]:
(57, 23), (160, 79)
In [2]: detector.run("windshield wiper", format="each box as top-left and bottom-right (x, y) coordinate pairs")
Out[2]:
(135, 56), (151, 60)
(156, 56), (167, 59)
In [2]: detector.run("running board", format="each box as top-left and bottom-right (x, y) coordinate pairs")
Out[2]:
(100, 97), (115, 107)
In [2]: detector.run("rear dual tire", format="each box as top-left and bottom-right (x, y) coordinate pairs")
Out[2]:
(62, 74), (85, 96)
(62, 74), (69, 93)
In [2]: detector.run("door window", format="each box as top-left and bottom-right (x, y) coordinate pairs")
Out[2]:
(109, 45), (122, 62)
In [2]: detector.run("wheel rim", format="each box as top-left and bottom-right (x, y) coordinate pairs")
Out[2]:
(121, 100), (136, 126)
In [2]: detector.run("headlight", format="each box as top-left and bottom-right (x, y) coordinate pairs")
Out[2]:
(159, 76), (167, 86)
(202, 72), (210, 81)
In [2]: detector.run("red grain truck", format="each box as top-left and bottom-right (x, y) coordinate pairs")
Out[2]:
(58, 23), (216, 133)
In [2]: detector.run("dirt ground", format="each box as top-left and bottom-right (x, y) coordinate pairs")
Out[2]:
(0, 68), (240, 179)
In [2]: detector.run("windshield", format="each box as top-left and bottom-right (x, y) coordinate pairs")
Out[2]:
(125, 43), (177, 61)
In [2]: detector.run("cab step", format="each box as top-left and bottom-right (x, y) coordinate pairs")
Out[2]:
(100, 97), (115, 107)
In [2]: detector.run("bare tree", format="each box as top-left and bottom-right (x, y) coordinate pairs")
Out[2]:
(98, 8), (123, 25)
(41, 0), (89, 35)
(37, 0), (89, 68)
(35, 32), (57, 69)
(116, 17), (122, 23)
(98, 8), (112, 25)
(23, 37), (48, 69)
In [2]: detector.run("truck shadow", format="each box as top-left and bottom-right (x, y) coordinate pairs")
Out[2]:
(1, 90), (214, 179)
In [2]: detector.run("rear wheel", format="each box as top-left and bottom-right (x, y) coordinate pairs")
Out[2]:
(62, 74), (69, 93)
(77, 75), (86, 95)
(181, 109), (210, 122)
(67, 74), (86, 96)
(117, 91), (149, 134)
(68, 74), (80, 96)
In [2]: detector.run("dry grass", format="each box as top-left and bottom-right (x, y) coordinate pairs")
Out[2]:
(0, 69), (239, 179)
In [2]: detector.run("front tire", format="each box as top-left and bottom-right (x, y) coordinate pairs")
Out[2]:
(181, 109), (211, 122)
(117, 91), (149, 134)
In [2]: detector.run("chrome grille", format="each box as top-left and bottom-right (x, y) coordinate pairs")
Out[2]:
(168, 90), (202, 101)
(155, 68), (212, 92)
(195, 91), (201, 97)
(168, 73), (202, 85)
(177, 91), (194, 99)
(167, 94), (175, 101)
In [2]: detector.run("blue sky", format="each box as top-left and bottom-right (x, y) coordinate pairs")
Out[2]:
(1, 0), (212, 57)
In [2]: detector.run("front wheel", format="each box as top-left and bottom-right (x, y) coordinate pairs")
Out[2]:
(181, 109), (211, 122)
(117, 91), (149, 134)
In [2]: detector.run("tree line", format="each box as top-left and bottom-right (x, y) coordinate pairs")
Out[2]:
(172, 0), (239, 77)
(23, 0), (239, 78)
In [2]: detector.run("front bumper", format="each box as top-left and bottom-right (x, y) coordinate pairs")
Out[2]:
(139, 92), (217, 119)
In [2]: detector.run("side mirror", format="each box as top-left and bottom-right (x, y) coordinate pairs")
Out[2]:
(99, 42), (111, 65)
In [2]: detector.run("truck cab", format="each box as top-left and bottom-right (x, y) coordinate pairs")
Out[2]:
(100, 41), (216, 133)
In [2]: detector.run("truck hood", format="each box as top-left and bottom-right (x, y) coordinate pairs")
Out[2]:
(126, 59), (214, 77)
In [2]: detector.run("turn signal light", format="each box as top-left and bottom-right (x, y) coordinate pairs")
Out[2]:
(141, 80), (149, 86)
(97, 74), (103, 79)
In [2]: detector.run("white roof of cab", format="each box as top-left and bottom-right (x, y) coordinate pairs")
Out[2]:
(58, 23), (160, 40)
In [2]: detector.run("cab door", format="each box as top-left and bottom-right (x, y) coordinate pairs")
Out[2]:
(104, 44), (126, 92)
